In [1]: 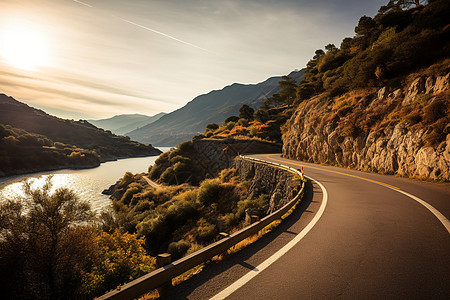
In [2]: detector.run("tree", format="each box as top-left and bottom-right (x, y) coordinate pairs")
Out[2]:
(325, 43), (337, 52)
(314, 49), (325, 58)
(378, 0), (427, 14)
(225, 116), (240, 123)
(278, 76), (297, 105)
(0, 177), (95, 299)
(239, 104), (255, 121)
(81, 229), (155, 297)
(355, 16), (377, 37)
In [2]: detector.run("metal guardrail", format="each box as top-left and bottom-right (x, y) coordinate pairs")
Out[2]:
(99, 155), (305, 300)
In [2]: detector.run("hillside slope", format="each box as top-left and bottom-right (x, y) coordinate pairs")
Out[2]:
(0, 94), (161, 176)
(283, 0), (450, 181)
(127, 70), (304, 146)
(89, 113), (166, 135)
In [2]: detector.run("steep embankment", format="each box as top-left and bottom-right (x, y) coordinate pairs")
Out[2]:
(283, 71), (450, 180)
(148, 138), (281, 186)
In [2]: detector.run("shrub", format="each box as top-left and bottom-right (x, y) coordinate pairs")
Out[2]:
(219, 168), (240, 183)
(167, 240), (191, 260)
(120, 183), (143, 205)
(82, 229), (155, 298)
(196, 219), (217, 243)
(0, 178), (95, 299)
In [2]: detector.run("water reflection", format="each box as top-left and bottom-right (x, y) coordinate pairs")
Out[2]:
(0, 147), (171, 213)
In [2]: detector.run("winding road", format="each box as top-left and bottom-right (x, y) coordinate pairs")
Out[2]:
(162, 154), (450, 299)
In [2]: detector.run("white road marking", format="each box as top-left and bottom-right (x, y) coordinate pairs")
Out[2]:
(394, 189), (450, 234)
(210, 176), (328, 300)
(269, 155), (450, 234)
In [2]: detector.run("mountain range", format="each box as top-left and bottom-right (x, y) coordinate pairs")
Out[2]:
(127, 69), (305, 146)
(88, 113), (166, 136)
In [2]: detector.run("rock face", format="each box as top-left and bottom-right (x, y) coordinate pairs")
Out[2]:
(192, 138), (281, 177)
(283, 73), (450, 181)
(234, 159), (301, 214)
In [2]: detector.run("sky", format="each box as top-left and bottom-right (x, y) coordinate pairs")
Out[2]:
(0, 0), (387, 120)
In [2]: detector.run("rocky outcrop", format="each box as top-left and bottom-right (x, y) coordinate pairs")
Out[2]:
(234, 158), (301, 213)
(403, 73), (449, 105)
(192, 138), (281, 177)
(283, 73), (450, 181)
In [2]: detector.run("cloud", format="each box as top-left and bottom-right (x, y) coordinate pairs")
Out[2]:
(0, 0), (388, 119)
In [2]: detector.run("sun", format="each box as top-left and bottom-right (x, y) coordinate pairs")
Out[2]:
(0, 21), (49, 71)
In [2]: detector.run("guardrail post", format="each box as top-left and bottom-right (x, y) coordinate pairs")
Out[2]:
(156, 253), (172, 296)
(245, 210), (260, 224)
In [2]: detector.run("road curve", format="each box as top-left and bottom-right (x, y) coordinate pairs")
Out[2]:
(163, 154), (450, 299)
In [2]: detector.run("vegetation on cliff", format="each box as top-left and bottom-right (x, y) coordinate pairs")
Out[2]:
(200, 76), (299, 144)
(295, 0), (449, 102)
(281, 0), (450, 180)
(210, 0), (449, 180)
(148, 141), (207, 186)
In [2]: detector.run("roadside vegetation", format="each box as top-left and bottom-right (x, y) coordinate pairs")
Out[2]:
(105, 168), (270, 256)
(0, 178), (154, 299)
(0, 170), (271, 299)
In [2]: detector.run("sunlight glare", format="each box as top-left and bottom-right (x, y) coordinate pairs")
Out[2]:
(0, 20), (49, 71)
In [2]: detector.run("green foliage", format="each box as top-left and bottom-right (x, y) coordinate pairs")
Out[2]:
(239, 104), (255, 120)
(108, 168), (268, 257)
(168, 240), (191, 260)
(206, 123), (219, 131)
(149, 141), (206, 185)
(295, 0), (450, 103)
(137, 199), (198, 253)
(225, 116), (240, 123)
(0, 123), (101, 176)
(120, 183), (143, 205)
(82, 229), (155, 298)
(195, 219), (217, 243)
(0, 178), (95, 299)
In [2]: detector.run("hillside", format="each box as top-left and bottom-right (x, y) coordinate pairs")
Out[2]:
(0, 94), (161, 176)
(127, 70), (304, 146)
(88, 113), (166, 135)
(282, 0), (450, 180)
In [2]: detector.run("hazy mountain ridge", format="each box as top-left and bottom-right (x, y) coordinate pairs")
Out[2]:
(0, 94), (161, 176)
(127, 69), (305, 146)
(89, 113), (166, 135)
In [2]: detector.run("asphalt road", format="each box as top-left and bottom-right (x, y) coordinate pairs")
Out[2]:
(162, 154), (450, 299)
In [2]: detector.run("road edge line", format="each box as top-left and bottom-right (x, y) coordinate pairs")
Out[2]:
(210, 175), (328, 300)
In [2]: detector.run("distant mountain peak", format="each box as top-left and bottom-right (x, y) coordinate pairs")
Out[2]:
(127, 69), (305, 146)
(88, 112), (166, 135)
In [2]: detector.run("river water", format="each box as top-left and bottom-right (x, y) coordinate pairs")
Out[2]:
(0, 147), (171, 213)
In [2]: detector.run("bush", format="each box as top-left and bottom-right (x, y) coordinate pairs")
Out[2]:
(82, 229), (155, 298)
(120, 183), (143, 205)
(196, 219), (217, 243)
(0, 178), (95, 299)
(168, 240), (191, 260)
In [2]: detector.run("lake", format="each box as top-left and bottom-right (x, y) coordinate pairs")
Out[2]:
(0, 147), (172, 212)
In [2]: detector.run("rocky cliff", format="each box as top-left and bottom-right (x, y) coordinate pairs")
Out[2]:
(234, 158), (301, 214)
(192, 138), (282, 176)
(283, 72), (450, 181)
